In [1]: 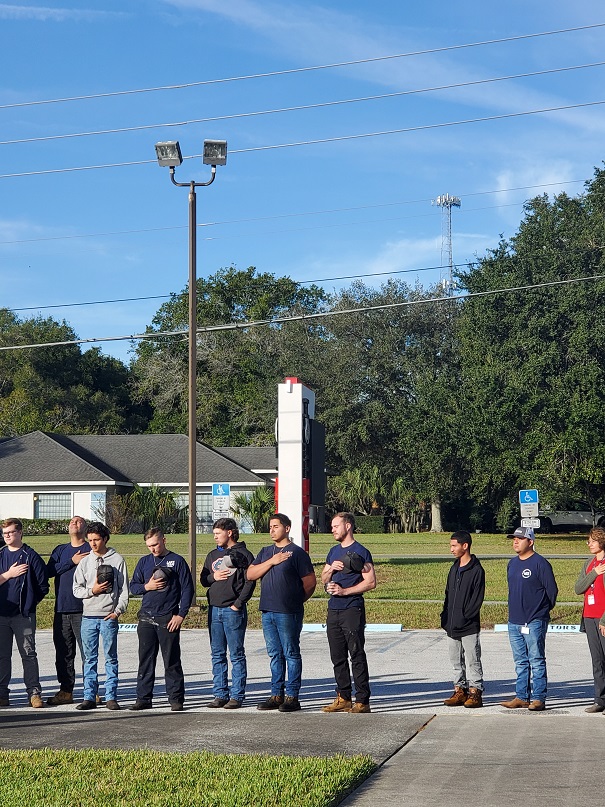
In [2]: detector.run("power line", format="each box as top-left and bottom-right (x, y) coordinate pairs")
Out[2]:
(4, 60), (604, 147)
(8, 262), (477, 314)
(0, 178), (586, 247)
(2, 98), (603, 180)
(2, 272), (604, 352)
(1, 22), (603, 111)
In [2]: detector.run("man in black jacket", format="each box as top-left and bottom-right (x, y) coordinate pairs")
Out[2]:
(201, 518), (255, 709)
(440, 530), (485, 708)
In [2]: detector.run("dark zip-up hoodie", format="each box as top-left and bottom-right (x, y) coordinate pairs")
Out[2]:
(0, 543), (49, 618)
(200, 541), (256, 609)
(440, 554), (485, 639)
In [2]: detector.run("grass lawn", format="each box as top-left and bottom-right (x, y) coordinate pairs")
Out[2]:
(0, 749), (376, 807)
(28, 532), (587, 630)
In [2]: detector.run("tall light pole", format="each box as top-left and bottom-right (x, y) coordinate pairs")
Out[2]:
(154, 139), (228, 583)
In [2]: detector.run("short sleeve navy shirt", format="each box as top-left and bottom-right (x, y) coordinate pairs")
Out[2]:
(326, 540), (373, 610)
(252, 543), (315, 614)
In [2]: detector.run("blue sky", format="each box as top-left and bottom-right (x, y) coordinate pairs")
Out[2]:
(1, 1), (604, 362)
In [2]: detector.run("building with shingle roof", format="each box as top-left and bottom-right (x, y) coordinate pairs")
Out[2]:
(0, 431), (276, 528)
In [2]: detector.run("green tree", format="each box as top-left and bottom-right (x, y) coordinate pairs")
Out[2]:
(132, 266), (327, 444)
(456, 166), (605, 524)
(0, 311), (147, 437)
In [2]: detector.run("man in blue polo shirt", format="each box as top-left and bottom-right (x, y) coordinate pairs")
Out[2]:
(501, 526), (558, 711)
(46, 515), (90, 705)
(247, 513), (316, 713)
(321, 512), (376, 713)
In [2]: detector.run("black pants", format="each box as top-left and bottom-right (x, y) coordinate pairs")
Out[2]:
(53, 612), (83, 693)
(326, 606), (370, 704)
(585, 616), (605, 705)
(136, 613), (185, 704)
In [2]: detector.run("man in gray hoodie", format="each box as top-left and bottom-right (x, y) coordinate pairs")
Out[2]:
(73, 522), (128, 711)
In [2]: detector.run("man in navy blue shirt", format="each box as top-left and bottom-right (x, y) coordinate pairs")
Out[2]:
(247, 513), (316, 712)
(501, 526), (558, 711)
(0, 518), (49, 708)
(46, 515), (90, 705)
(321, 512), (376, 713)
(129, 527), (194, 711)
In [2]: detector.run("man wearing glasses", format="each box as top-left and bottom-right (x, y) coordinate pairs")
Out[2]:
(0, 518), (49, 708)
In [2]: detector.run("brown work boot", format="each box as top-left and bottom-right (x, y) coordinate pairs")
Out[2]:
(347, 702), (371, 713)
(500, 697), (529, 709)
(464, 688), (483, 708)
(528, 700), (545, 711)
(46, 690), (74, 706)
(30, 694), (44, 708)
(444, 686), (468, 706)
(256, 695), (284, 711)
(321, 695), (353, 713)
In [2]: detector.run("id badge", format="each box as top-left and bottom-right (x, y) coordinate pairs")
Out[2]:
(521, 625), (530, 635)
(588, 594), (596, 606)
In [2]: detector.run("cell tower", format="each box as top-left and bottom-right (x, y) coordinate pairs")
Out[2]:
(432, 193), (461, 294)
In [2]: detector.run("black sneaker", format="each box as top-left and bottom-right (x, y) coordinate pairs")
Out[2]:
(206, 698), (229, 708)
(76, 700), (96, 711)
(129, 700), (152, 711)
(278, 696), (301, 713)
(257, 695), (284, 711)
(170, 702), (184, 712)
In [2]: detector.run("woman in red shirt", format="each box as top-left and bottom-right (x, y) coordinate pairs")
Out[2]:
(575, 526), (605, 712)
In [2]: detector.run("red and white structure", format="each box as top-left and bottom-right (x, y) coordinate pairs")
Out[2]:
(276, 377), (325, 550)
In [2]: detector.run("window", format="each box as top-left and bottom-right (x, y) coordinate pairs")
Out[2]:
(175, 492), (213, 531)
(34, 493), (71, 519)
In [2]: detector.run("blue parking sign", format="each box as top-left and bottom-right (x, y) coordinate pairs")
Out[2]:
(519, 489), (539, 504)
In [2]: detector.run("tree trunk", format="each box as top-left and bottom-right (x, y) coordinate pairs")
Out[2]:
(430, 497), (443, 532)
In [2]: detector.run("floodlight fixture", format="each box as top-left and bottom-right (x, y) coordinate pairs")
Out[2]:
(155, 141), (183, 168)
(153, 136), (226, 588)
(203, 139), (228, 167)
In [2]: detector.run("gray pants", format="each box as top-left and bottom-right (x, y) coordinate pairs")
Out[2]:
(447, 632), (483, 691)
(0, 614), (42, 699)
(584, 617), (605, 706)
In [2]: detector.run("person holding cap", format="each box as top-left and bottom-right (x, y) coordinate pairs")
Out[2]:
(320, 512), (376, 713)
(200, 518), (255, 710)
(500, 526), (558, 711)
(129, 527), (194, 712)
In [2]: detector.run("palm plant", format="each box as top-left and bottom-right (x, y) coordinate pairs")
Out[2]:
(231, 486), (275, 533)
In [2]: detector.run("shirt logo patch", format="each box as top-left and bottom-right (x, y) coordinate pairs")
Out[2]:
(166, 560), (175, 567)
(522, 569), (532, 579)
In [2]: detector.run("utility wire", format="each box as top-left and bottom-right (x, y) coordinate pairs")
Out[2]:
(1, 98), (603, 180)
(1, 21), (603, 111)
(1, 273), (604, 352)
(0, 178), (586, 247)
(8, 262), (478, 314)
(3, 60), (604, 147)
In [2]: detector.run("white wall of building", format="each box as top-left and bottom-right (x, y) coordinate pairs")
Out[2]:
(0, 486), (111, 522)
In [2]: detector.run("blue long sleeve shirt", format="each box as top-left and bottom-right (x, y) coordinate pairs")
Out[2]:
(47, 542), (91, 613)
(130, 551), (194, 618)
(507, 552), (558, 624)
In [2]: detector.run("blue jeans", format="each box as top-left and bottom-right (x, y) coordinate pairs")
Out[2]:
(508, 619), (548, 702)
(261, 611), (303, 698)
(208, 605), (248, 702)
(80, 616), (119, 702)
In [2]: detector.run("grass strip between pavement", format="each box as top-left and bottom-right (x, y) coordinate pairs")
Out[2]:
(0, 748), (376, 807)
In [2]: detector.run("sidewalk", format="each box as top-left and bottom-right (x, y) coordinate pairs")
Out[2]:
(1, 629), (602, 806)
